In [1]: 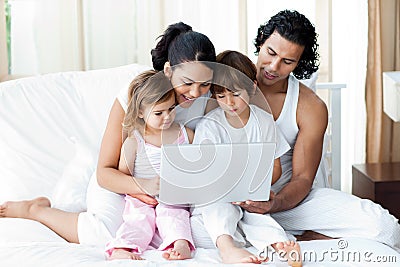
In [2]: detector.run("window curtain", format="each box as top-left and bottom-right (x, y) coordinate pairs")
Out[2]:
(8, 0), (143, 74)
(331, 0), (368, 192)
(366, 0), (400, 163)
(9, 0), (82, 74)
(7, 0), (322, 74)
(0, 0), (7, 80)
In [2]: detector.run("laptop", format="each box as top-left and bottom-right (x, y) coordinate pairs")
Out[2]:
(158, 142), (276, 206)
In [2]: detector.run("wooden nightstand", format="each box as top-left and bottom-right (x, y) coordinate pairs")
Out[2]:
(352, 162), (400, 220)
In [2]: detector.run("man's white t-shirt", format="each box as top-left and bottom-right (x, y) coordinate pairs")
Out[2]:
(193, 104), (290, 159)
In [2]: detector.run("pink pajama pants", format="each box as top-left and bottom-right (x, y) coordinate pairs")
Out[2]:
(105, 195), (194, 255)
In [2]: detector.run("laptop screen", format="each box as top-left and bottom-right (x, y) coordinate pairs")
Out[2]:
(159, 142), (276, 206)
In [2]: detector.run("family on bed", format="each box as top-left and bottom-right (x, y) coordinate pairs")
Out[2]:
(1, 9), (399, 267)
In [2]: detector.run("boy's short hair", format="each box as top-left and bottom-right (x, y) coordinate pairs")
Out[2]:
(212, 50), (256, 96)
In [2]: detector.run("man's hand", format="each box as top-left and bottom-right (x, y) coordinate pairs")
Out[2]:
(233, 191), (277, 214)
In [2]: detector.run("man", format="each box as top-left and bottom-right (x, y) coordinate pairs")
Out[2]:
(235, 9), (400, 250)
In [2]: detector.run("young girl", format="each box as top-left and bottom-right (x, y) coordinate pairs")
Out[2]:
(106, 70), (195, 260)
(192, 50), (302, 266)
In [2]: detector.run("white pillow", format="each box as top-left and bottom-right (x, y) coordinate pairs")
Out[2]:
(51, 137), (98, 212)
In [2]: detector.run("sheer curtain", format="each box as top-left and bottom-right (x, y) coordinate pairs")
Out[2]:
(8, 0), (138, 74)
(366, 0), (400, 163)
(331, 0), (368, 192)
(9, 0), (82, 74)
(0, 0), (7, 79)
(6, 0), (321, 74)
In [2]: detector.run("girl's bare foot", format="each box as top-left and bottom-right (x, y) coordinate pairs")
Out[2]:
(109, 248), (143, 260)
(274, 241), (302, 267)
(0, 197), (50, 219)
(162, 239), (191, 260)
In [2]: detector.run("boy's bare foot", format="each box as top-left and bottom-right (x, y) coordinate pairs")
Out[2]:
(217, 235), (266, 264)
(274, 241), (302, 267)
(109, 248), (143, 260)
(0, 197), (50, 219)
(220, 246), (266, 264)
(162, 239), (191, 260)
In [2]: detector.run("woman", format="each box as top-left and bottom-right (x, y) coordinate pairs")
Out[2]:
(0, 22), (217, 248)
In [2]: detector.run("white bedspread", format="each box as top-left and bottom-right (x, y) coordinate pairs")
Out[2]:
(2, 219), (399, 266)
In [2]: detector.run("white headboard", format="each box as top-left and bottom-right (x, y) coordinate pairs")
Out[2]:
(316, 83), (346, 190)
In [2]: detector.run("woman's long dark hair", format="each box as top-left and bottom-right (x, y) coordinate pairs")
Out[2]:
(151, 22), (216, 71)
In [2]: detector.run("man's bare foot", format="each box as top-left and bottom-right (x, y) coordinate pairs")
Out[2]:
(295, 230), (332, 241)
(274, 241), (302, 267)
(109, 248), (143, 260)
(0, 197), (50, 219)
(162, 239), (191, 260)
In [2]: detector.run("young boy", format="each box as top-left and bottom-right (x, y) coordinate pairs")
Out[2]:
(192, 50), (302, 266)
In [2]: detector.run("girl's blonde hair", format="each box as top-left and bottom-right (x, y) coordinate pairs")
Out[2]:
(123, 70), (175, 135)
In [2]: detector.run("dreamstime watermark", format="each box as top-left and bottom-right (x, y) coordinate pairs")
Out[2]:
(259, 239), (398, 264)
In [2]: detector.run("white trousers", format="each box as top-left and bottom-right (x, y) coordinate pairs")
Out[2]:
(192, 202), (289, 252)
(77, 172), (166, 248)
(77, 172), (125, 247)
(191, 188), (400, 250)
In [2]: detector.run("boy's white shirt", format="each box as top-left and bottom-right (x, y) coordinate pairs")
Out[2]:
(191, 105), (291, 250)
(193, 104), (290, 159)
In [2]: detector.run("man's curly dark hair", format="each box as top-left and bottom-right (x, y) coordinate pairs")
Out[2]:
(254, 10), (319, 80)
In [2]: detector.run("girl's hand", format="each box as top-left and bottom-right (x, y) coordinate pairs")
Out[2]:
(133, 176), (160, 196)
(128, 193), (158, 206)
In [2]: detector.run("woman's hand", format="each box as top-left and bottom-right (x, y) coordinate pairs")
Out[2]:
(233, 191), (278, 214)
(133, 176), (160, 196)
(128, 193), (158, 206)
(126, 176), (160, 205)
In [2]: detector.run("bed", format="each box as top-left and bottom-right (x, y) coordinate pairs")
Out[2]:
(0, 64), (398, 266)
